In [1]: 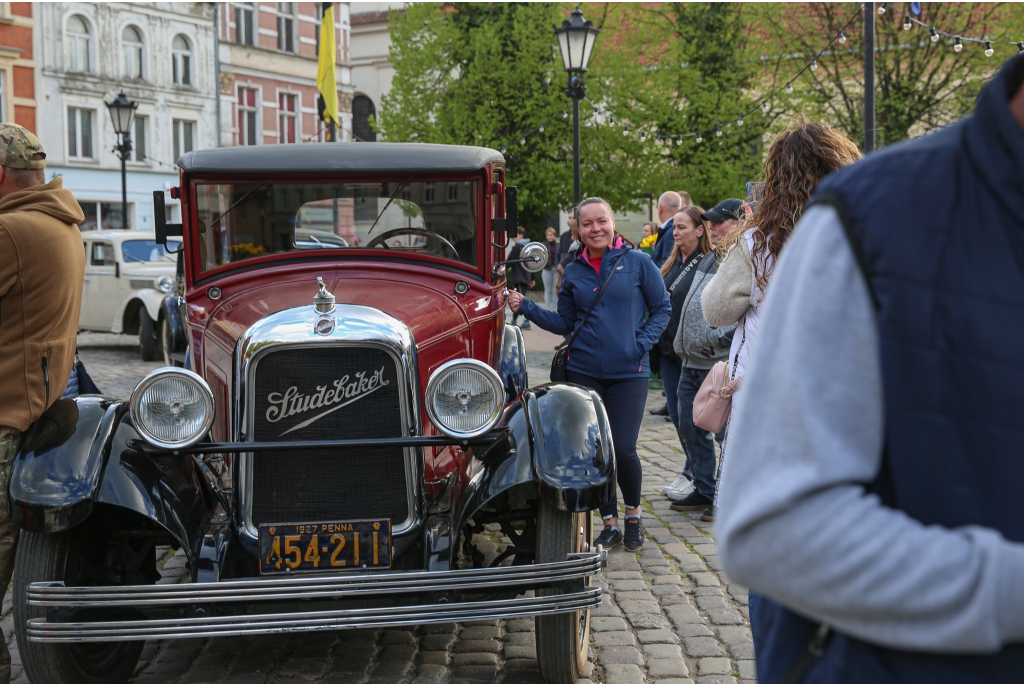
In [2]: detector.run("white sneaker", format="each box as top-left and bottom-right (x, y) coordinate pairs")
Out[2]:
(662, 474), (694, 500)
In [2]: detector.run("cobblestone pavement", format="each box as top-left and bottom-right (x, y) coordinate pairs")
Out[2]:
(1, 333), (753, 684)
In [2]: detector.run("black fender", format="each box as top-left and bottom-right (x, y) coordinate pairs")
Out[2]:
(162, 292), (186, 352)
(9, 397), (211, 563)
(448, 383), (615, 565)
(498, 324), (528, 403)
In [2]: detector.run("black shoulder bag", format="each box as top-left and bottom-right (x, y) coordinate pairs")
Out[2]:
(550, 251), (628, 382)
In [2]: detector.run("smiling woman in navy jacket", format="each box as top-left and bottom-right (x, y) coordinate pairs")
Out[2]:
(506, 197), (671, 551)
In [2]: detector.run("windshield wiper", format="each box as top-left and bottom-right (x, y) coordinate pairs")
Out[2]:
(308, 235), (327, 248)
(211, 182), (266, 228)
(123, 254), (146, 264)
(367, 179), (410, 236)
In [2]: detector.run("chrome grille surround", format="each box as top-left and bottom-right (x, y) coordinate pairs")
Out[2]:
(235, 304), (421, 543)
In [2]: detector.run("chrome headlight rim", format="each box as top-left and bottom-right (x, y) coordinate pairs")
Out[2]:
(425, 359), (504, 440)
(157, 275), (174, 293)
(130, 368), (215, 450)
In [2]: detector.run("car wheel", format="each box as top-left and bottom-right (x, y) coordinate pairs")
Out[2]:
(139, 309), (157, 362)
(535, 502), (592, 683)
(161, 315), (182, 367)
(14, 530), (145, 683)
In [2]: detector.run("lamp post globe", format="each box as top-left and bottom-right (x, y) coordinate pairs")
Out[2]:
(106, 91), (138, 229)
(555, 8), (599, 207)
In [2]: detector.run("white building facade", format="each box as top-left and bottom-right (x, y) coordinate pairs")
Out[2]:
(349, 3), (402, 142)
(34, 3), (219, 230)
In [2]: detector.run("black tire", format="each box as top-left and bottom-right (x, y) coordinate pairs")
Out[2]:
(161, 314), (183, 367)
(535, 503), (592, 683)
(14, 530), (145, 683)
(139, 309), (157, 361)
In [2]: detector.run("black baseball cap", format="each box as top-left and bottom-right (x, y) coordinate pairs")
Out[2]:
(700, 199), (746, 223)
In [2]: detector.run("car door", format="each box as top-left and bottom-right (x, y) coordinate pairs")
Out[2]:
(81, 240), (118, 331)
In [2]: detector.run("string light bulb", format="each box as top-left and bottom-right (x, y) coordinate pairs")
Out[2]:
(810, 59), (818, 71)
(1019, 42), (1024, 54)
(985, 41), (994, 57)
(761, 101), (769, 113)
(519, 137), (526, 145)
(562, 111), (568, 119)
(737, 116), (744, 127)
(903, 16), (912, 31)
(953, 37), (963, 53)
(538, 124), (545, 133)
(930, 27), (939, 42)
(640, 131), (648, 142)
(499, 146), (506, 154)
(696, 133), (702, 144)
(716, 126), (723, 137)
(838, 31), (847, 44)
(877, 4), (885, 15)
(622, 126), (629, 136)
(786, 82), (793, 94)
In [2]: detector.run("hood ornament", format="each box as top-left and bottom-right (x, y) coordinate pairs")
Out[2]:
(314, 277), (336, 314)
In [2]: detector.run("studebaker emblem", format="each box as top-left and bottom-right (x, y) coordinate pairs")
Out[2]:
(267, 367), (390, 436)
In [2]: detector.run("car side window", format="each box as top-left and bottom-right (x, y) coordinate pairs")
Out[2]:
(91, 242), (115, 267)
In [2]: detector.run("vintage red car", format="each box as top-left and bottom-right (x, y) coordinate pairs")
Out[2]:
(10, 143), (614, 683)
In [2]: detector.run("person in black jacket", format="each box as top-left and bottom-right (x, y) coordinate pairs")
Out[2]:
(507, 226), (533, 328)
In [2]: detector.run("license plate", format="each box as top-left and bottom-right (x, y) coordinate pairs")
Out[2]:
(259, 519), (392, 574)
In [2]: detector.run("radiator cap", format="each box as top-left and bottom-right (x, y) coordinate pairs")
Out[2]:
(314, 277), (335, 314)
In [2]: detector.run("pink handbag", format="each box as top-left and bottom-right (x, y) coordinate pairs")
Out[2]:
(692, 361), (741, 433)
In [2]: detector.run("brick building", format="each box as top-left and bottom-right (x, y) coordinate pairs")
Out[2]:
(217, 2), (354, 146)
(0, 2), (36, 131)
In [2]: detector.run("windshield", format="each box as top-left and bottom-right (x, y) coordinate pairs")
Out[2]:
(194, 180), (480, 273)
(122, 240), (180, 263)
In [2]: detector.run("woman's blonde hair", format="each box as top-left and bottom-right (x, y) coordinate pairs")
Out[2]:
(718, 118), (862, 294)
(661, 206), (712, 277)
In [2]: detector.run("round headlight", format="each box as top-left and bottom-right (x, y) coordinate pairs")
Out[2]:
(425, 360), (504, 439)
(157, 275), (174, 293)
(130, 368), (215, 449)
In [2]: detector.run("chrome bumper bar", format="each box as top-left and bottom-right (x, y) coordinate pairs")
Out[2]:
(27, 551), (605, 643)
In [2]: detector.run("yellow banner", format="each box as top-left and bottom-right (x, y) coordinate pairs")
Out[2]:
(317, 3), (338, 130)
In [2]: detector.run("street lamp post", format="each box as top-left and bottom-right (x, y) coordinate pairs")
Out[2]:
(555, 7), (600, 207)
(106, 91), (138, 229)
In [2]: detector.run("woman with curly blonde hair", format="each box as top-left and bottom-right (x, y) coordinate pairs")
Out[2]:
(697, 119), (862, 521)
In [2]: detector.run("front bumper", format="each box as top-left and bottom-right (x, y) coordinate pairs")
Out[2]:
(27, 551), (605, 642)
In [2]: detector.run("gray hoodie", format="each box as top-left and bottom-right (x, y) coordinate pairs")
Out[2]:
(673, 251), (735, 369)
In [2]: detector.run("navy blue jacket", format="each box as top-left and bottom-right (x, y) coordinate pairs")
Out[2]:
(753, 55), (1024, 683)
(652, 217), (674, 266)
(519, 242), (670, 379)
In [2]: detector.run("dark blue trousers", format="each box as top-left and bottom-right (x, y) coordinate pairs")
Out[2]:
(566, 371), (647, 519)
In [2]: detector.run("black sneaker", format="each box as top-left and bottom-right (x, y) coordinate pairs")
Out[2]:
(623, 517), (644, 551)
(670, 491), (713, 511)
(649, 403), (669, 416)
(595, 527), (623, 549)
(700, 506), (716, 523)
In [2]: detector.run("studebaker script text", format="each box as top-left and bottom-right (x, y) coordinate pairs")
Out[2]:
(267, 367), (390, 436)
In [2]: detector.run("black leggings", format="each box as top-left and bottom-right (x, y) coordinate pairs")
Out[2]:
(566, 371), (647, 519)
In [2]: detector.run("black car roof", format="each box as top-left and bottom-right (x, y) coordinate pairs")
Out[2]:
(178, 142), (504, 175)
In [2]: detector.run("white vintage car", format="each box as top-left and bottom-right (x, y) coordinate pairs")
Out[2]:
(79, 230), (180, 360)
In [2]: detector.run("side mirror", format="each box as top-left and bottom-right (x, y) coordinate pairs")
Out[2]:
(519, 241), (549, 273)
(491, 186), (517, 239)
(153, 190), (183, 248)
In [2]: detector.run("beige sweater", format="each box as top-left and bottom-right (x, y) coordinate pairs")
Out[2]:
(701, 238), (752, 329)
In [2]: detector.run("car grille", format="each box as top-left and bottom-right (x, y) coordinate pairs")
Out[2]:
(249, 346), (409, 526)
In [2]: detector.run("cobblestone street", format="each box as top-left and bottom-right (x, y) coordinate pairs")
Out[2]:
(1, 328), (753, 684)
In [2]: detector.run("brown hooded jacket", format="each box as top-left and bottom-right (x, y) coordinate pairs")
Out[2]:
(0, 177), (86, 431)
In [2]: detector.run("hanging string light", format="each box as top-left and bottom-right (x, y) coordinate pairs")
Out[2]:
(877, 4), (885, 15)
(786, 81), (793, 93)
(562, 111), (568, 119)
(884, 3), (1022, 55)
(903, 15), (912, 31)
(1019, 42), (1024, 54)
(695, 133), (702, 144)
(761, 101), (769, 113)
(838, 31), (847, 44)
(930, 27), (940, 43)
(737, 116), (744, 126)
(519, 137), (526, 145)
(985, 41), (994, 57)
(538, 124), (545, 133)
(810, 59), (818, 71)
(716, 125), (723, 137)
(954, 37), (963, 53)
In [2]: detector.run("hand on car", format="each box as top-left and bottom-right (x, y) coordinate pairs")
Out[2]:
(506, 289), (524, 312)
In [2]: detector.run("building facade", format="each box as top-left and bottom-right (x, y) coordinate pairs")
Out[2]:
(349, 3), (402, 142)
(217, 2), (353, 147)
(0, 3), (36, 131)
(34, 2), (219, 231)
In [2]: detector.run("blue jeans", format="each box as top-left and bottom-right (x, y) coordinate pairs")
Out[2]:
(676, 367), (720, 500)
(566, 370), (647, 519)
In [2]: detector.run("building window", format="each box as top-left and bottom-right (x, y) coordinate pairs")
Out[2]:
(235, 2), (255, 46)
(352, 96), (376, 142)
(278, 93), (297, 144)
(0, 72), (6, 124)
(447, 183), (458, 203)
(173, 119), (195, 160)
(277, 3), (296, 53)
(132, 116), (146, 162)
(78, 202), (132, 231)
(315, 3), (324, 56)
(66, 14), (91, 73)
(172, 35), (192, 86)
(424, 182), (435, 204)
(67, 107), (94, 159)
(122, 26), (144, 79)
(237, 87), (258, 146)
